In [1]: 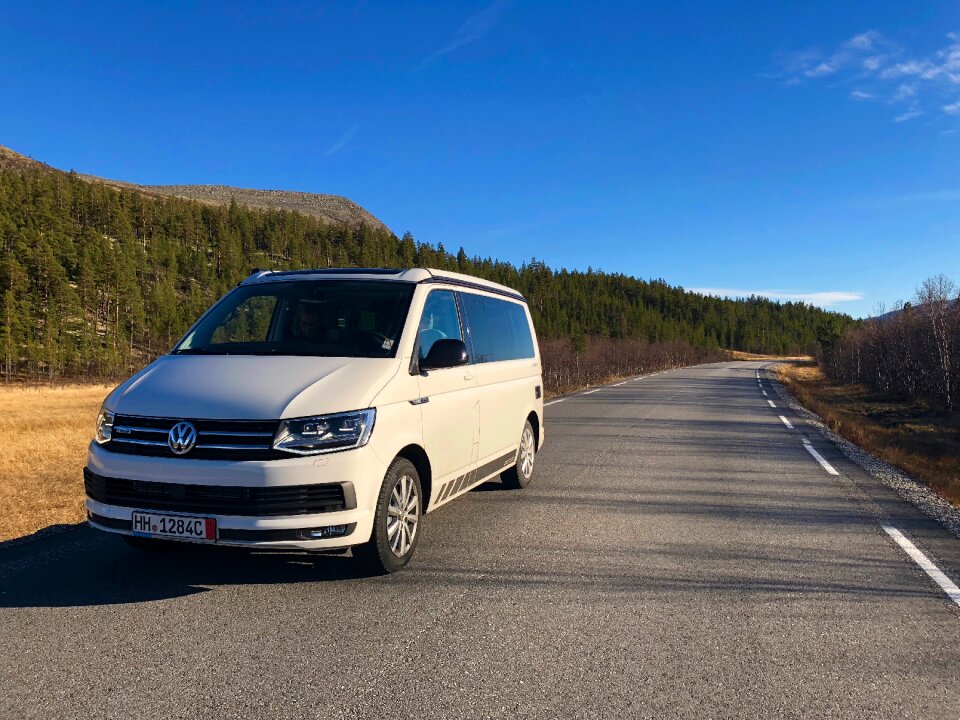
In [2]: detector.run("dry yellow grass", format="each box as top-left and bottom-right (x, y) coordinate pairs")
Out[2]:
(776, 362), (960, 506)
(0, 384), (112, 541)
(727, 350), (813, 362)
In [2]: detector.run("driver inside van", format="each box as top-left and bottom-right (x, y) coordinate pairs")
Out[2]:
(292, 302), (324, 342)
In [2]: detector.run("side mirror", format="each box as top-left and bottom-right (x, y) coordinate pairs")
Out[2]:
(420, 339), (469, 371)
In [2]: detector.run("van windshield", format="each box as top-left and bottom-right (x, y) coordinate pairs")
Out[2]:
(172, 280), (415, 358)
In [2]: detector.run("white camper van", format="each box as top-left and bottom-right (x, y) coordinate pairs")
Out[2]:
(85, 268), (544, 573)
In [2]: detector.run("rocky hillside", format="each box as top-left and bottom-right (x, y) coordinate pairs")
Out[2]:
(0, 145), (388, 230)
(0, 145), (54, 173)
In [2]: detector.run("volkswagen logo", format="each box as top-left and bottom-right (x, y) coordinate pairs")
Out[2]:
(167, 420), (198, 455)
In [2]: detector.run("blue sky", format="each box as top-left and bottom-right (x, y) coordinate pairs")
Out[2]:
(2, 1), (959, 318)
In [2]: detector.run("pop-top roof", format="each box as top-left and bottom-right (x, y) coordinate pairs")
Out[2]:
(241, 267), (525, 302)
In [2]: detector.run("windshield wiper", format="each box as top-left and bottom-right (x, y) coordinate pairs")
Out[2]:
(172, 347), (227, 355)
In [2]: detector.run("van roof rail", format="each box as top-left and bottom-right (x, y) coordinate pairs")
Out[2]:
(266, 268), (404, 277)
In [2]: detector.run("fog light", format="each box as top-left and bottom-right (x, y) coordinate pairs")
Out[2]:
(307, 525), (348, 539)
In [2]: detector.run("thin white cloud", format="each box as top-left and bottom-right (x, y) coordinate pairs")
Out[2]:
(322, 124), (359, 157)
(424, 1), (508, 64)
(845, 31), (880, 51)
(893, 83), (917, 101)
(779, 30), (887, 82)
(691, 288), (864, 307)
(806, 62), (838, 78)
(894, 109), (923, 122)
(773, 31), (960, 123)
(879, 59), (933, 79)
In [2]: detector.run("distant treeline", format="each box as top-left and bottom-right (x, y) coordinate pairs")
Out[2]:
(820, 275), (959, 414)
(540, 337), (724, 396)
(0, 167), (852, 380)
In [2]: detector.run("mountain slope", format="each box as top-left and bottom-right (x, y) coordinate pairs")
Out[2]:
(78, 179), (388, 231)
(0, 145), (53, 173)
(0, 145), (387, 230)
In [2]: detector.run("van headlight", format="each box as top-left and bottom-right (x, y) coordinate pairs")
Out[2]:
(273, 409), (376, 455)
(95, 406), (115, 444)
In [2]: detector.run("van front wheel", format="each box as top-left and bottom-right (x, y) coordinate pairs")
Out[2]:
(354, 457), (422, 574)
(501, 420), (536, 489)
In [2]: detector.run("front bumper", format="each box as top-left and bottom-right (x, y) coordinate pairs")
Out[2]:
(84, 441), (383, 550)
(86, 506), (360, 549)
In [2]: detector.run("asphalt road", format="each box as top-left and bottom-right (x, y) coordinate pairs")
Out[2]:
(2, 361), (959, 719)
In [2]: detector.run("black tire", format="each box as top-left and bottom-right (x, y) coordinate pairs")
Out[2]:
(353, 457), (423, 574)
(122, 535), (184, 552)
(501, 419), (536, 489)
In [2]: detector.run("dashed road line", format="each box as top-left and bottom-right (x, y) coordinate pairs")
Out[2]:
(802, 438), (839, 476)
(761, 390), (768, 396)
(779, 415), (794, 429)
(767, 399), (776, 408)
(883, 525), (960, 608)
(543, 399), (565, 407)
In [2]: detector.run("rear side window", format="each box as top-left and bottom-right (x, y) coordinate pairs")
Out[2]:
(459, 293), (535, 363)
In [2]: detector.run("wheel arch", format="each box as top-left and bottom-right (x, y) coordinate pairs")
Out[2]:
(526, 410), (541, 450)
(395, 443), (434, 511)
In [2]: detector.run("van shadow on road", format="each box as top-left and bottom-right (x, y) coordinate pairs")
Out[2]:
(0, 481), (518, 609)
(0, 523), (936, 610)
(0, 527), (377, 608)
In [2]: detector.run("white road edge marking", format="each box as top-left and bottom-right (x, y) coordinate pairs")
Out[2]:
(543, 399), (565, 407)
(801, 439), (839, 476)
(882, 525), (960, 608)
(779, 415), (794, 429)
(612, 381), (628, 386)
(767, 399), (776, 408)
(583, 389), (600, 395)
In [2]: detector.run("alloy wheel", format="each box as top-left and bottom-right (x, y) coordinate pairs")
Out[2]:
(519, 426), (535, 480)
(386, 473), (420, 556)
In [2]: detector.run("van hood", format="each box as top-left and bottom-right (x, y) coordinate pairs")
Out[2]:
(106, 355), (401, 420)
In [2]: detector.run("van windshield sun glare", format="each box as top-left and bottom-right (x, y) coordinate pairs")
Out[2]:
(173, 280), (415, 359)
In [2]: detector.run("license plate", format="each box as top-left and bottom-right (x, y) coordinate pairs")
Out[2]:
(131, 512), (217, 541)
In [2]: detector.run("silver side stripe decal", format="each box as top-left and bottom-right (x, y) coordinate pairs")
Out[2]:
(433, 450), (517, 505)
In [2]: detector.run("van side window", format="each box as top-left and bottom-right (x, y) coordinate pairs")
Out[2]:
(459, 294), (535, 363)
(418, 290), (463, 360)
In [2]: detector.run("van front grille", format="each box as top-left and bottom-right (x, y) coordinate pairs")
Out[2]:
(106, 415), (285, 461)
(84, 469), (349, 516)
